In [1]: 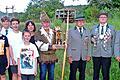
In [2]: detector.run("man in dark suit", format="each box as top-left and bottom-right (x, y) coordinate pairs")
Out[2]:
(91, 12), (115, 80)
(67, 16), (91, 80)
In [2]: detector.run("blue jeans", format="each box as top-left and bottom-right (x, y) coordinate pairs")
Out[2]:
(40, 63), (55, 80)
(21, 74), (35, 80)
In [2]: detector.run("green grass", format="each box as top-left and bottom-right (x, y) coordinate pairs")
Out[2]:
(52, 50), (120, 80)
(6, 50), (120, 80)
(9, 16), (120, 80)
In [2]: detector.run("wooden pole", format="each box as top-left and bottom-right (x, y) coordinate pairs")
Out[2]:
(61, 10), (69, 80)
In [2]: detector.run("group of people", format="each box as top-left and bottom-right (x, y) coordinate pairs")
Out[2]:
(0, 11), (58, 80)
(0, 11), (120, 80)
(67, 12), (120, 80)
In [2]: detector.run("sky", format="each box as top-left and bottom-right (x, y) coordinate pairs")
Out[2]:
(64, 0), (88, 6)
(0, 0), (88, 13)
(0, 0), (30, 13)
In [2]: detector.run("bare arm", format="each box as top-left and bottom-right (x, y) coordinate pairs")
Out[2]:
(17, 58), (21, 76)
(34, 58), (37, 76)
(9, 45), (16, 65)
(6, 47), (9, 69)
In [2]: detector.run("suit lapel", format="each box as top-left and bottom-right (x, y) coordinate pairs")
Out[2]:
(73, 27), (82, 40)
(75, 29), (82, 38)
(74, 26), (88, 39)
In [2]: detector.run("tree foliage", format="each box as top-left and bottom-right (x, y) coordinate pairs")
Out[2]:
(87, 0), (112, 10)
(111, 0), (120, 9)
(20, 0), (64, 22)
(19, 0), (120, 22)
(84, 6), (99, 22)
(85, 0), (120, 22)
(87, 0), (120, 10)
(41, 0), (64, 18)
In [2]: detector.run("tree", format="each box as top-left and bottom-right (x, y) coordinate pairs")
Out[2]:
(111, 0), (120, 9)
(87, 0), (120, 9)
(40, 0), (64, 18)
(87, 0), (112, 9)
(20, 0), (64, 22)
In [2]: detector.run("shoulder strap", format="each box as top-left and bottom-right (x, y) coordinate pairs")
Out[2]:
(35, 30), (49, 44)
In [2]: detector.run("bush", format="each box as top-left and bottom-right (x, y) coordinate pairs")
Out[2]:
(84, 6), (99, 22)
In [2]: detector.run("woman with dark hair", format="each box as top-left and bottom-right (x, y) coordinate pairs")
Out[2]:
(25, 20), (36, 44)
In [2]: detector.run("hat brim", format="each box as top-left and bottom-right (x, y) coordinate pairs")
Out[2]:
(97, 13), (108, 18)
(42, 19), (50, 22)
(75, 18), (85, 21)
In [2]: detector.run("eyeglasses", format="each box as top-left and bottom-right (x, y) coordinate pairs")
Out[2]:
(99, 17), (107, 18)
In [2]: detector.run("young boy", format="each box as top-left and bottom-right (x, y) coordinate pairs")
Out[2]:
(1, 15), (12, 80)
(7, 18), (23, 80)
(17, 30), (39, 80)
(0, 26), (9, 80)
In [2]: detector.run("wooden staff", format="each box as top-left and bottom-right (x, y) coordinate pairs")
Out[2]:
(61, 10), (69, 80)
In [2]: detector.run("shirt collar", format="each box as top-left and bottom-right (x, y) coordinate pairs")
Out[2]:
(2, 27), (11, 31)
(100, 23), (107, 27)
(76, 26), (83, 32)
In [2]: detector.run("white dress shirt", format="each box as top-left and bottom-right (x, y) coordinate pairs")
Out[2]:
(1, 27), (13, 36)
(99, 23), (107, 39)
(76, 26), (83, 33)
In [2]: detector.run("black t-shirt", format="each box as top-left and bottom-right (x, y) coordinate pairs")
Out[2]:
(0, 35), (9, 64)
(30, 36), (35, 44)
(30, 35), (39, 52)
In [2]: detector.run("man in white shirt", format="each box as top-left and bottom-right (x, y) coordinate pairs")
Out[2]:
(7, 18), (22, 80)
(0, 16), (13, 80)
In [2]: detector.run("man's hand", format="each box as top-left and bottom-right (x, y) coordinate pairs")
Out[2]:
(12, 59), (16, 65)
(6, 63), (9, 69)
(116, 56), (120, 62)
(34, 71), (37, 76)
(68, 56), (72, 64)
(52, 45), (57, 50)
(18, 71), (21, 77)
(86, 56), (91, 62)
